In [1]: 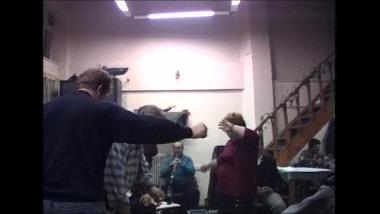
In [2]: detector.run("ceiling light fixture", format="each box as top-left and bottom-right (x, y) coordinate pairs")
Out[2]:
(115, 1), (238, 19)
(133, 10), (230, 20)
(115, 0), (131, 16)
(115, 0), (129, 12)
(231, 0), (241, 6)
(147, 11), (215, 19)
(231, 0), (240, 12)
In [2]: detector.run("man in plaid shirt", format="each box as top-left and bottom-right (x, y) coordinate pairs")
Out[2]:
(104, 143), (164, 214)
(104, 105), (167, 214)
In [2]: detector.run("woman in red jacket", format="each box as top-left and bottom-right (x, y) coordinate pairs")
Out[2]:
(200, 113), (259, 214)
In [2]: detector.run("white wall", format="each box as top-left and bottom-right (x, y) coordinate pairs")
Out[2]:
(268, 1), (335, 82)
(248, 2), (275, 145)
(45, 1), (69, 80)
(61, 1), (250, 204)
(240, 5), (256, 128)
(122, 37), (243, 91)
(65, 1), (245, 86)
(268, 0), (335, 120)
(43, 57), (59, 80)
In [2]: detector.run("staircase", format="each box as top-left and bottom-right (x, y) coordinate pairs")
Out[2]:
(254, 53), (335, 166)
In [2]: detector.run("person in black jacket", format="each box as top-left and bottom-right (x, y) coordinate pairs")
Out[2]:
(43, 68), (207, 214)
(257, 142), (288, 214)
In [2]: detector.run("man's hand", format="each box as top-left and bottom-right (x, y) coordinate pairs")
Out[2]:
(140, 194), (156, 207)
(199, 164), (210, 173)
(171, 157), (181, 166)
(257, 186), (274, 197)
(199, 160), (217, 173)
(191, 123), (207, 139)
(218, 119), (234, 133)
(148, 186), (165, 202)
(218, 120), (245, 139)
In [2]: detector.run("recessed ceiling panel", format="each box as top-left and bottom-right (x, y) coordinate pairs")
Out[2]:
(127, 0), (231, 16)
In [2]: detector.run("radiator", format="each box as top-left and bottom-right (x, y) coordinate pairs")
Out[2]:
(151, 154), (169, 188)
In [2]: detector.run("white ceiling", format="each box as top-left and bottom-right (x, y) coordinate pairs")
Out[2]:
(45, 0), (240, 20)
(126, 1), (232, 16)
(44, 1), (334, 22)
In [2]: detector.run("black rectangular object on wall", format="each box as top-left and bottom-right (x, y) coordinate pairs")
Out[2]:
(59, 80), (76, 97)
(104, 78), (122, 106)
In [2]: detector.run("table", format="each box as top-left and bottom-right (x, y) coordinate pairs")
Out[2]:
(277, 167), (333, 205)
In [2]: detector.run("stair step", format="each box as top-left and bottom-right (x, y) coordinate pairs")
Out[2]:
(324, 95), (331, 102)
(288, 127), (299, 137)
(323, 85), (333, 100)
(324, 84), (333, 91)
(289, 122), (301, 129)
(301, 105), (321, 117)
(324, 89), (332, 95)
(265, 142), (282, 151)
(301, 116), (310, 124)
(265, 147), (280, 151)
(313, 105), (321, 112)
(276, 137), (288, 148)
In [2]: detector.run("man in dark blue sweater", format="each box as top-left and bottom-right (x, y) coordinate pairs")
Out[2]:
(43, 68), (207, 214)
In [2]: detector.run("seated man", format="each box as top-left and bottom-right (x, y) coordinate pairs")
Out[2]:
(160, 142), (200, 209)
(297, 138), (324, 168)
(257, 142), (288, 214)
(295, 139), (326, 196)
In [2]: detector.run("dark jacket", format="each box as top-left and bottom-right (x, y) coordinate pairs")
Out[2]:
(44, 91), (192, 202)
(257, 155), (288, 195)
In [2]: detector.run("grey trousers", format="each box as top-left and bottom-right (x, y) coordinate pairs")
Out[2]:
(262, 192), (287, 214)
(281, 185), (334, 214)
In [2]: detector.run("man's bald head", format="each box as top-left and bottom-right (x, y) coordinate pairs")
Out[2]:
(172, 142), (184, 157)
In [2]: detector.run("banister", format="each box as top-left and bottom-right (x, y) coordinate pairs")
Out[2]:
(254, 52), (335, 134)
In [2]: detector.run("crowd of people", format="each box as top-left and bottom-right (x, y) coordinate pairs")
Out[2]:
(43, 67), (334, 214)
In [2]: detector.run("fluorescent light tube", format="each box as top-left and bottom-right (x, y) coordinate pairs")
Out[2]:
(231, 0), (241, 6)
(148, 11), (215, 19)
(115, 0), (129, 12)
